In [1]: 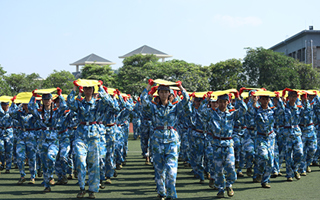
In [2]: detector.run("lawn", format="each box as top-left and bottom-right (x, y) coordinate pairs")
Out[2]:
(1, 133), (320, 199)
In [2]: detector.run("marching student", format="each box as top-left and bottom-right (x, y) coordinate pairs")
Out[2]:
(10, 96), (38, 184)
(28, 88), (67, 192)
(199, 91), (247, 198)
(67, 81), (114, 199)
(140, 79), (189, 200)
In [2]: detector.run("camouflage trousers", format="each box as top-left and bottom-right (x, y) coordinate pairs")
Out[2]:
(273, 128), (285, 174)
(36, 138), (42, 171)
(99, 133), (107, 180)
(213, 144), (236, 193)
(41, 139), (59, 188)
(179, 127), (189, 162)
(233, 133), (246, 173)
(55, 136), (71, 180)
(285, 135), (303, 178)
(74, 137), (100, 193)
(299, 134), (317, 173)
(152, 139), (180, 199)
(140, 121), (151, 157)
(189, 131), (205, 181)
(0, 136), (14, 170)
(256, 136), (274, 184)
(105, 127), (116, 178)
(312, 129), (320, 162)
(16, 135), (37, 179)
(115, 126), (124, 165)
(132, 119), (141, 140)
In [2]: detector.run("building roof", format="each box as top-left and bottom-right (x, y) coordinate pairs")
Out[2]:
(119, 45), (172, 58)
(270, 29), (320, 50)
(70, 53), (115, 65)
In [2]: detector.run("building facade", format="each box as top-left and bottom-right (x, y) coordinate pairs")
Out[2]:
(269, 26), (320, 69)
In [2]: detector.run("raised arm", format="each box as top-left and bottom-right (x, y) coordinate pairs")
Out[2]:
(28, 95), (41, 120)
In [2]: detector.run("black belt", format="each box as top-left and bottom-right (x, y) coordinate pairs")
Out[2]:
(80, 121), (97, 126)
(0, 126), (12, 130)
(192, 128), (204, 133)
(42, 127), (55, 131)
(207, 132), (232, 140)
(284, 125), (299, 129)
(257, 130), (274, 136)
(299, 123), (314, 127)
(234, 126), (247, 129)
(58, 129), (68, 134)
(154, 126), (175, 130)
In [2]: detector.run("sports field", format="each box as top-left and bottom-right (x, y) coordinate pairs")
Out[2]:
(1, 133), (320, 200)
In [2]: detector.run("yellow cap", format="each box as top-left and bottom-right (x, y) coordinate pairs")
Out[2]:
(252, 90), (276, 97)
(36, 88), (57, 94)
(15, 92), (33, 104)
(75, 79), (100, 87)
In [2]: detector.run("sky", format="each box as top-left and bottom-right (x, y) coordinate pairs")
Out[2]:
(1, 0), (320, 79)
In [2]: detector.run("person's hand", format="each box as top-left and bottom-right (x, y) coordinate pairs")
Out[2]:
(314, 90), (318, 96)
(32, 89), (37, 97)
(113, 90), (118, 97)
(103, 86), (108, 93)
(275, 91), (280, 99)
(98, 80), (103, 86)
(148, 79), (154, 86)
(190, 92), (196, 99)
(11, 96), (17, 102)
(282, 88), (293, 98)
(203, 94), (207, 100)
(79, 86), (84, 94)
(116, 89), (121, 96)
(228, 93), (232, 102)
(73, 80), (79, 87)
(150, 86), (158, 95)
(302, 92), (308, 101)
(233, 91), (240, 99)
(57, 87), (62, 96)
(173, 90), (177, 97)
(239, 87), (245, 95)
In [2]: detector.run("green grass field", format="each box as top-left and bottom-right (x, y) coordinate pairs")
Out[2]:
(1, 133), (320, 200)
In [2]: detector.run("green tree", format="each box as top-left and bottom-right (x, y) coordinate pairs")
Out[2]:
(81, 64), (115, 87)
(243, 47), (301, 90)
(209, 58), (244, 91)
(148, 60), (211, 92)
(0, 65), (12, 96)
(296, 62), (320, 89)
(116, 54), (160, 95)
(4, 72), (42, 95)
(116, 55), (211, 95)
(42, 70), (75, 94)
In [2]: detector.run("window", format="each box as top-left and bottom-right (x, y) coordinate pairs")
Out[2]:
(301, 48), (306, 61)
(317, 47), (320, 60)
(297, 49), (301, 61)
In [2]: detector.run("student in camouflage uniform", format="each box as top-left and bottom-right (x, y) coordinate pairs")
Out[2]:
(140, 79), (189, 200)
